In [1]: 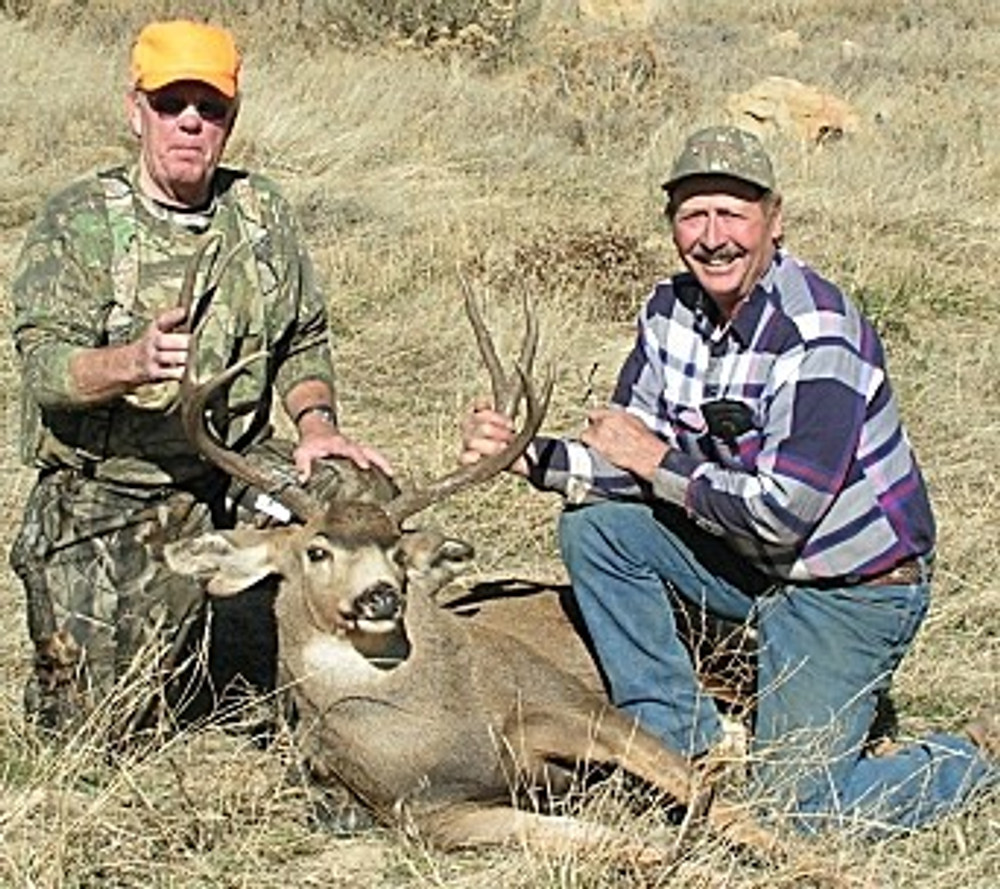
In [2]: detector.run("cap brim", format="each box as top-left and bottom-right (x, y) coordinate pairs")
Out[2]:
(137, 70), (237, 98)
(662, 172), (773, 194)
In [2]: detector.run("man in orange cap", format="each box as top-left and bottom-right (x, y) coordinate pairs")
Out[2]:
(127, 19), (243, 208)
(9, 20), (393, 741)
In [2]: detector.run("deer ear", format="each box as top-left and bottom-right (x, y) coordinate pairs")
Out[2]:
(164, 530), (280, 597)
(401, 531), (474, 594)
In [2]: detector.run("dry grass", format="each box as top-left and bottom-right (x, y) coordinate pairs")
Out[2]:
(0, 1), (998, 886)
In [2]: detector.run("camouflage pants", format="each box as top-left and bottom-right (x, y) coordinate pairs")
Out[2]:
(8, 467), (277, 741)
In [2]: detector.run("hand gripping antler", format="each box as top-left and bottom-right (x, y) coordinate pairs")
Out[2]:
(384, 282), (553, 525)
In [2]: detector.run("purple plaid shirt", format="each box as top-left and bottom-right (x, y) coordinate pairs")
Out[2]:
(526, 249), (935, 582)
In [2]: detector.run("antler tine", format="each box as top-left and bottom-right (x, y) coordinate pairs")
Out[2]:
(459, 273), (540, 419)
(385, 363), (553, 525)
(177, 249), (325, 523)
(384, 279), (549, 524)
(459, 272), (509, 409)
(181, 234), (254, 335)
(507, 287), (539, 417)
(176, 232), (224, 331)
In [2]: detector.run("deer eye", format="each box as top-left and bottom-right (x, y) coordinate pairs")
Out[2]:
(306, 545), (330, 563)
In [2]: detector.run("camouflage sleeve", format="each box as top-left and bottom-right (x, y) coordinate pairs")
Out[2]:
(10, 179), (114, 407)
(274, 244), (337, 401)
(248, 174), (336, 402)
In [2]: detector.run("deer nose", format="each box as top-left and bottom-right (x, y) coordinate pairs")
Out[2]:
(353, 582), (403, 621)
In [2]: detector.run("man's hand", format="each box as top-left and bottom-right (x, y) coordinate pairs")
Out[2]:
(132, 305), (191, 383)
(68, 305), (192, 404)
(581, 407), (668, 480)
(459, 398), (528, 476)
(294, 425), (394, 483)
(285, 379), (394, 482)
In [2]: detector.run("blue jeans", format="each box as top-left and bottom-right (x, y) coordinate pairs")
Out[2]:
(558, 500), (996, 834)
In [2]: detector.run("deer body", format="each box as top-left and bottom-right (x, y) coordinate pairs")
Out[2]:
(167, 499), (777, 859)
(169, 279), (782, 861)
(293, 580), (616, 812)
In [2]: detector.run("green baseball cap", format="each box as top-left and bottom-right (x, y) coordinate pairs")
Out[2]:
(663, 125), (776, 194)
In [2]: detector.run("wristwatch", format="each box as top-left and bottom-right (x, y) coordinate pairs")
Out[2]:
(294, 403), (338, 427)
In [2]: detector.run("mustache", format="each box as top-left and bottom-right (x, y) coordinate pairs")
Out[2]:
(691, 246), (744, 263)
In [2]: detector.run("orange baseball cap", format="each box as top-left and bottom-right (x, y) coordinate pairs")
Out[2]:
(131, 20), (241, 98)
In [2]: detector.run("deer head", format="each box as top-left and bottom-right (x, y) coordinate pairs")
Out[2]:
(167, 251), (551, 642)
(165, 499), (475, 664)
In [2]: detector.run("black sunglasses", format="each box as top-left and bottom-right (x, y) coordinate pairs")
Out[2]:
(144, 91), (232, 124)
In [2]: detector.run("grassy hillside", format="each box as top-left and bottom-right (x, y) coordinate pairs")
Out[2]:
(0, 1), (997, 885)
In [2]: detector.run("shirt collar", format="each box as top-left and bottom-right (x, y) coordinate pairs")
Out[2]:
(128, 165), (218, 233)
(699, 250), (783, 347)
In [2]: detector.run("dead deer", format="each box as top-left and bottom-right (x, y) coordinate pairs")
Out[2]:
(163, 282), (781, 864)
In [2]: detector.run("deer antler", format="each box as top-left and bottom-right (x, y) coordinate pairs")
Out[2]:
(177, 235), (326, 522)
(179, 249), (551, 526)
(176, 232), (252, 335)
(385, 283), (553, 525)
(458, 271), (538, 417)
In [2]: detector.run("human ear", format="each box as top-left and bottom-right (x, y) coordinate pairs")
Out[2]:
(767, 193), (784, 244)
(224, 94), (241, 138)
(125, 89), (143, 139)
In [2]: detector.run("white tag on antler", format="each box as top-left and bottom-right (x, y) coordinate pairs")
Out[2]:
(252, 492), (293, 524)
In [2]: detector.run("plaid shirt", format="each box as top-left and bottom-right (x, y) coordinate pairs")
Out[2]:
(527, 250), (936, 582)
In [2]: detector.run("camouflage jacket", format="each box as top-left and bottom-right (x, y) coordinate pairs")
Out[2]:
(11, 165), (336, 488)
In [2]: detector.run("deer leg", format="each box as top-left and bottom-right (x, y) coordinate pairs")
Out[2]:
(416, 801), (671, 866)
(505, 705), (782, 858)
(419, 802), (847, 887)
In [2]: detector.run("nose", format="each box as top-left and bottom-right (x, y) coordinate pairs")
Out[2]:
(699, 211), (726, 250)
(353, 582), (402, 621)
(176, 106), (204, 131)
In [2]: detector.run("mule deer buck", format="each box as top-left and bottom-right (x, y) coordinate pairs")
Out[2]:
(163, 277), (780, 863)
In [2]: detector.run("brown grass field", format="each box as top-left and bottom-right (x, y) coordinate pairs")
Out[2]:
(0, 1), (997, 885)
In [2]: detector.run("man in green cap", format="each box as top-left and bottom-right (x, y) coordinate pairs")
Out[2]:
(9, 19), (392, 740)
(461, 125), (997, 833)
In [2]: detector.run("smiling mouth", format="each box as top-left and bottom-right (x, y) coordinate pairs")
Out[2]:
(695, 251), (743, 267)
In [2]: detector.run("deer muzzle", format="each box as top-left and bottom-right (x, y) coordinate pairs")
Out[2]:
(341, 581), (404, 634)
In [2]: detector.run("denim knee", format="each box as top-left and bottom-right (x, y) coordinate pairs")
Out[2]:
(558, 501), (642, 568)
(558, 503), (603, 566)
